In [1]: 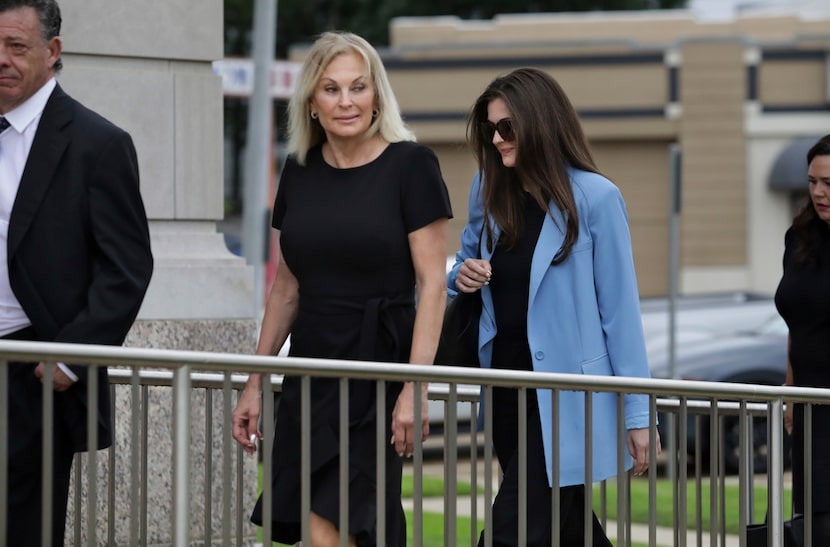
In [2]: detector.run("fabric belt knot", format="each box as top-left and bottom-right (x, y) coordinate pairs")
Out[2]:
(298, 290), (415, 361)
(357, 291), (413, 361)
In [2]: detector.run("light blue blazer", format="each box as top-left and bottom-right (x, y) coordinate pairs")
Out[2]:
(447, 169), (652, 487)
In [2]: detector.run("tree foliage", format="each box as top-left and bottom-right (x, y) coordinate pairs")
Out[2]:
(225, 0), (687, 58)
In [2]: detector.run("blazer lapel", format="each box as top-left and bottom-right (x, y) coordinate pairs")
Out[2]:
(7, 85), (71, 259)
(478, 222), (499, 353)
(529, 205), (566, 306)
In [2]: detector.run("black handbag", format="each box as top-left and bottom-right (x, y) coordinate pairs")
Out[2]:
(746, 514), (804, 547)
(435, 231), (483, 367)
(433, 289), (481, 367)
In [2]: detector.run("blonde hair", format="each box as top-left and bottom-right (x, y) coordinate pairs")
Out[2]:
(287, 31), (415, 165)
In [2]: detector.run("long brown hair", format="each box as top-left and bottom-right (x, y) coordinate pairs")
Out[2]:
(467, 68), (598, 264)
(791, 134), (830, 267)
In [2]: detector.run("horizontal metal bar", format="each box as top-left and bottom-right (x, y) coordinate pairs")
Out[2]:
(104, 369), (783, 419)
(2, 339), (829, 404)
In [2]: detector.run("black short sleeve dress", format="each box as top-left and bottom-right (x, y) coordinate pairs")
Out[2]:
(251, 141), (452, 546)
(774, 223), (830, 513)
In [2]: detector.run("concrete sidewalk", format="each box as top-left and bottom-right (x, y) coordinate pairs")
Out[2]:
(404, 459), (741, 547)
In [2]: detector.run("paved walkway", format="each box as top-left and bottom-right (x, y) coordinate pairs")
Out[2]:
(404, 459), (741, 547)
(403, 496), (740, 546)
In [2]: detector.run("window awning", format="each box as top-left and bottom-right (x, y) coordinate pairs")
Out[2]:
(768, 135), (824, 191)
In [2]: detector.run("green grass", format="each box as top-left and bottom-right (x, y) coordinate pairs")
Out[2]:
(257, 464), (785, 545)
(401, 472), (479, 497)
(592, 478), (793, 535)
(406, 510), (480, 546)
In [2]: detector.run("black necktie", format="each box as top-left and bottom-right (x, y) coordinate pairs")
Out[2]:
(0, 116), (9, 134)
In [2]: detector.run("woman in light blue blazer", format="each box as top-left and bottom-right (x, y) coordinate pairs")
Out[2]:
(448, 68), (660, 546)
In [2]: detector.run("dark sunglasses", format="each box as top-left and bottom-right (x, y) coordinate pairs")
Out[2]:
(480, 118), (516, 142)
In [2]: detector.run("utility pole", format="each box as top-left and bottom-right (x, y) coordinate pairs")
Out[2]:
(668, 144), (681, 381)
(242, 0), (277, 321)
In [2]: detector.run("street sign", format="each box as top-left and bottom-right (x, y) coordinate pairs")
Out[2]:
(212, 58), (302, 99)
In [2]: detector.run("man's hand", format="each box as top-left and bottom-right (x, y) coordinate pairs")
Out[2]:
(33, 362), (75, 392)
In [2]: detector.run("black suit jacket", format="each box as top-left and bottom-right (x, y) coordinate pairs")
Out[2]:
(7, 83), (153, 452)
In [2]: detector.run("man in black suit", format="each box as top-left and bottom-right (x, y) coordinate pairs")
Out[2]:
(0, 0), (153, 543)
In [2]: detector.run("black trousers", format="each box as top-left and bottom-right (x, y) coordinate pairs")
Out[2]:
(478, 387), (612, 547)
(4, 327), (76, 547)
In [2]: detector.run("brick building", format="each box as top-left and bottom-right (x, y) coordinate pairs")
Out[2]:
(371, 9), (830, 297)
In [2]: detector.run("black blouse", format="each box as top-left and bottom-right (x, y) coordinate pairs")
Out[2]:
(489, 193), (546, 372)
(774, 223), (830, 388)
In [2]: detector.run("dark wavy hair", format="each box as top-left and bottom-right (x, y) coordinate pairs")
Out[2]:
(0, 0), (62, 72)
(790, 134), (830, 267)
(467, 67), (598, 264)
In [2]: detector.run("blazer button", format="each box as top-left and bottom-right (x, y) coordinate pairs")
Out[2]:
(534, 351), (544, 360)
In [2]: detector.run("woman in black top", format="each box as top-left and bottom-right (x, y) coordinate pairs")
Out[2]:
(775, 133), (830, 539)
(231, 31), (451, 546)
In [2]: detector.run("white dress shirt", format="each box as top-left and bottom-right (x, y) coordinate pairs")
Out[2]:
(0, 77), (76, 381)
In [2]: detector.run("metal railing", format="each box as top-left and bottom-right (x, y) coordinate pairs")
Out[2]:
(1, 339), (829, 546)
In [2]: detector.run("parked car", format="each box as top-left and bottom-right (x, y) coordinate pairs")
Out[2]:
(645, 295), (789, 473)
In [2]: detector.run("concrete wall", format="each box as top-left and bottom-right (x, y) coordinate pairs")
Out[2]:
(57, 1), (258, 544)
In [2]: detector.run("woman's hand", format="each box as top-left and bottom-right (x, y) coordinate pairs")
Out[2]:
(231, 377), (263, 456)
(455, 258), (492, 293)
(628, 427), (661, 476)
(391, 382), (429, 458)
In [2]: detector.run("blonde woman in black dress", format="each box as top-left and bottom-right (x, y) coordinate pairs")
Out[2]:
(775, 133), (830, 541)
(231, 31), (452, 546)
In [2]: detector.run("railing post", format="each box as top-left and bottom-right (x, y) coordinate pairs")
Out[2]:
(86, 366), (99, 547)
(518, 388), (527, 547)
(584, 391), (593, 546)
(41, 364), (54, 547)
(221, 374), (233, 546)
(0, 359), (7, 540)
(412, 380), (425, 547)
(141, 385), (149, 546)
(341, 378), (350, 547)
(205, 388), (213, 545)
(467, 395), (477, 545)
(648, 395), (658, 547)
(172, 365), (192, 546)
(130, 368), (142, 545)
(483, 385), (494, 547)
(709, 398), (719, 547)
(262, 373), (274, 545)
(301, 376), (311, 545)
(677, 397), (688, 547)
(615, 393), (626, 547)
(444, 382), (459, 546)
(738, 401), (749, 547)
(769, 398), (784, 547)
